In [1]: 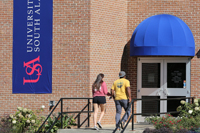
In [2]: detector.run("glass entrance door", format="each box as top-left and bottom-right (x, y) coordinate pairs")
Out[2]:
(137, 57), (191, 122)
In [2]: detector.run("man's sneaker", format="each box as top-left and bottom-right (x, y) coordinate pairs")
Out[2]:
(117, 128), (121, 131)
(120, 122), (125, 129)
(94, 126), (99, 130)
(97, 121), (102, 129)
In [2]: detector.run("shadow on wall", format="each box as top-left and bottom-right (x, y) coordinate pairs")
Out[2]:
(120, 40), (130, 77)
(196, 49), (200, 58)
(120, 39), (137, 99)
(120, 39), (138, 81)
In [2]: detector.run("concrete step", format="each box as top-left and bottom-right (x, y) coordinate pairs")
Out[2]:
(57, 123), (154, 133)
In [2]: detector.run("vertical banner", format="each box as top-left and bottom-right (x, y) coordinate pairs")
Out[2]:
(13, 0), (52, 93)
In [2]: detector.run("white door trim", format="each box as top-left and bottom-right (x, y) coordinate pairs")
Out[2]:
(136, 57), (191, 122)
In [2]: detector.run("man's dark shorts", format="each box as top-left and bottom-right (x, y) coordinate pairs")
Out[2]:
(93, 96), (106, 104)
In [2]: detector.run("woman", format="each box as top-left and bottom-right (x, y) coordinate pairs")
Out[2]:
(92, 73), (111, 130)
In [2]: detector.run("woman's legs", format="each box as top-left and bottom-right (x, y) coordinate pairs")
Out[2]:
(93, 96), (106, 129)
(93, 103), (98, 127)
(98, 103), (106, 122)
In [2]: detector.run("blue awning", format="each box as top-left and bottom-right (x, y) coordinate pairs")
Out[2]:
(130, 14), (195, 56)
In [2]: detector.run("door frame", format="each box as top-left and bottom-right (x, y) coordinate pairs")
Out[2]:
(136, 57), (191, 122)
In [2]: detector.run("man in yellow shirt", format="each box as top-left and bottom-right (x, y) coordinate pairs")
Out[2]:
(111, 71), (132, 130)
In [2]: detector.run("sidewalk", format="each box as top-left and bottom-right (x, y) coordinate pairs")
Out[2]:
(57, 123), (154, 133)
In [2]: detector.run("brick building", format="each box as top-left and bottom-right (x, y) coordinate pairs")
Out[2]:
(1, 0), (200, 127)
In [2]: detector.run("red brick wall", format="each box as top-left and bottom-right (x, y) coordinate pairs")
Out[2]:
(0, 0), (14, 115)
(89, 0), (128, 126)
(0, 0), (91, 121)
(1, 0), (200, 128)
(0, 0), (127, 127)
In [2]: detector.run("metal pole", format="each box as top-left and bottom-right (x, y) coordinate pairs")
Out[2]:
(78, 114), (80, 128)
(88, 99), (90, 127)
(132, 99), (134, 131)
(61, 98), (63, 129)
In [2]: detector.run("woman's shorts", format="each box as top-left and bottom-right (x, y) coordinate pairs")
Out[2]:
(93, 96), (106, 104)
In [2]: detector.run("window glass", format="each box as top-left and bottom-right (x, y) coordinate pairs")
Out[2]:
(142, 96), (160, 116)
(142, 63), (160, 88)
(167, 63), (186, 88)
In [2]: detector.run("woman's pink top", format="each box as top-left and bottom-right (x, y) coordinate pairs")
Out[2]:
(92, 82), (110, 97)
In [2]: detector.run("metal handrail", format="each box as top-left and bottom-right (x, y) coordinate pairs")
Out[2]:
(36, 99), (61, 133)
(112, 97), (194, 133)
(47, 113), (61, 133)
(36, 97), (93, 133)
(60, 98), (93, 128)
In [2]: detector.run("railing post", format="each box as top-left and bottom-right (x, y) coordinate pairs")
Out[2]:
(78, 114), (80, 128)
(132, 99), (134, 131)
(192, 97), (194, 103)
(88, 99), (90, 127)
(61, 98), (63, 129)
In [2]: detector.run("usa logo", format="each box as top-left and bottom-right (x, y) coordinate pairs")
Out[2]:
(117, 82), (123, 88)
(23, 56), (42, 85)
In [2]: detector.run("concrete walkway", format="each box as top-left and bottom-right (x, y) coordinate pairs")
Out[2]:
(57, 123), (154, 133)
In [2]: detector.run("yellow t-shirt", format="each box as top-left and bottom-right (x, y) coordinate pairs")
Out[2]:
(111, 78), (130, 100)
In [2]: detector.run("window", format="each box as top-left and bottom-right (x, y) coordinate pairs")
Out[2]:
(167, 63), (186, 88)
(142, 63), (160, 88)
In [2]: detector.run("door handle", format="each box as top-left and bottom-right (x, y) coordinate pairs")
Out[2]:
(163, 89), (169, 96)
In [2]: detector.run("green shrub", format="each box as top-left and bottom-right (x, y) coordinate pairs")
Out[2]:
(143, 127), (173, 133)
(145, 98), (200, 133)
(1, 106), (77, 133)
(0, 114), (13, 133)
(146, 114), (200, 132)
(177, 99), (200, 118)
(44, 114), (76, 133)
(145, 114), (179, 131)
(9, 107), (45, 133)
